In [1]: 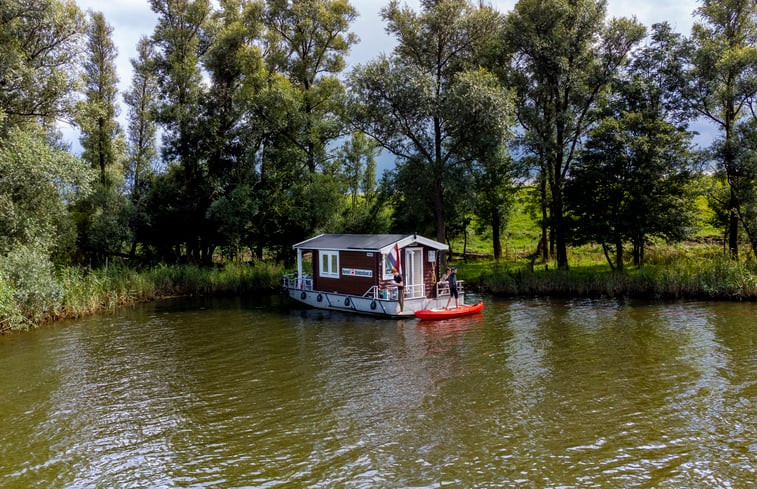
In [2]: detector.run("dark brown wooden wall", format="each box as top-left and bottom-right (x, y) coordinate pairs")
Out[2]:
(311, 245), (443, 298)
(313, 250), (378, 295)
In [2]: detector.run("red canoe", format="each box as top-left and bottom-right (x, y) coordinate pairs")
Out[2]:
(414, 302), (484, 320)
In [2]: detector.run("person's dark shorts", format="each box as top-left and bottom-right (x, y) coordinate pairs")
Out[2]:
(450, 286), (458, 298)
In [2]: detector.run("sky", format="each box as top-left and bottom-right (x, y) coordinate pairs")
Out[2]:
(67, 0), (705, 152)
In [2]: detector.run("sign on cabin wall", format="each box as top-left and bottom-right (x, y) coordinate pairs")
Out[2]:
(341, 268), (373, 278)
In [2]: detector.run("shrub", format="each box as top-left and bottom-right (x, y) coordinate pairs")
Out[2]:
(0, 246), (63, 324)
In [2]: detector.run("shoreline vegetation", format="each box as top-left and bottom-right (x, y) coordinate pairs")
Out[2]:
(3, 243), (757, 333)
(0, 262), (285, 333)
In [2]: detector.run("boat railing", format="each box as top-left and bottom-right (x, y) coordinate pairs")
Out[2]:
(436, 280), (464, 296)
(282, 273), (313, 291)
(405, 283), (424, 299)
(363, 285), (379, 298)
(366, 284), (424, 300)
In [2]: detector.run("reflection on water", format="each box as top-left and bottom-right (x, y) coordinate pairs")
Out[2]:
(0, 297), (755, 488)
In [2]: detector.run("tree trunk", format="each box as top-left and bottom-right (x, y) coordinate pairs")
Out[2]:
(492, 206), (502, 261)
(602, 243), (615, 271)
(540, 173), (549, 261)
(552, 182), (568, 270)
(433, 176), (446, 244)
(728, 197), (739, 259)
(615, 235), (624, 272)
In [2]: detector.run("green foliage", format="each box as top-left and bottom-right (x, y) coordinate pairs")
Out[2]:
(688, 0), (757, 257)
(476, 252), (757, 300)
(260, 0), (357, 243)
(0, 246), (63, 325)
(0, 0), (86, 131)
(448, 68), (517, 258)
(0, 127), (94, 256)
(350, 1), (507, 243)
(76, 11), (125, 186)
(124, 38), (159, 184)
(0, 276), (28, 332)
(505, 0), (646, 268)
(73, 184), (135, 264)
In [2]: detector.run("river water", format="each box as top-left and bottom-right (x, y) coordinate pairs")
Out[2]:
(0, 296), (754, 488)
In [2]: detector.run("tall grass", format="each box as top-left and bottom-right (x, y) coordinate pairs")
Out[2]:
(473, 255), (757, 300)
(1, 261), (284, 331)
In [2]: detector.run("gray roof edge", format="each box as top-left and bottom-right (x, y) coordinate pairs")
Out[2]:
(292, 234), (448, 252)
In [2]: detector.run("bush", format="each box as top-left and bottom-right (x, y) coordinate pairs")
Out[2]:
(0, 246), (62, 325)
(0, 277), (27, 332)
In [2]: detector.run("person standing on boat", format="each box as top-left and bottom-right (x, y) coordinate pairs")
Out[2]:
(444, 267), (459, 309)
(392, 267), (404, 312)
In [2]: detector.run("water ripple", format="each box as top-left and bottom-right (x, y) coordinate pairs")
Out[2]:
(0, 298), (754, 488)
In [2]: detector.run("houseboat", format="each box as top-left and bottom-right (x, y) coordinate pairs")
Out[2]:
(282, 234), (464, 317)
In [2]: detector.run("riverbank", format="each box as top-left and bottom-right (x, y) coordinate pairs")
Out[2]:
(3, 249), (757, 332)
(1, 262), (284, 332)
(464, 255), (757, 301)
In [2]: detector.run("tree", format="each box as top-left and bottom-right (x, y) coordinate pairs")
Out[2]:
(0, 127), (94, 257)
(0, 0), (86, 131)
(447, 68), (517, 260)
(566, 22), (697, 271)
(148, 0), (212, 263)
(715, 119), (757, 257)
(338, 132), (379, 209)
(263, 0), (357, 238)
(349, 0), (503, 244)
(566, 114), (695, 270)
(123, 37), (160, 259)
(200, 0), (266, 259)
(335, 132), (389, 233)
(73, 11), (131, 265)
(687, 0), (757, 259)
(77, 11), (123, 186)
(505, 0), (645, 269)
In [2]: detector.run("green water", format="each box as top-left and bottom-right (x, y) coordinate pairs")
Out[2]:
(0, 297), (754, 488)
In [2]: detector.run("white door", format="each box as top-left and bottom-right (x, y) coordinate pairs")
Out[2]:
(404, 248), (424, 298)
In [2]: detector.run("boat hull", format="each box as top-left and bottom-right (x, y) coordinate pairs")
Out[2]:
(414, 302), (484, 320)
(284, 287), (462, 318)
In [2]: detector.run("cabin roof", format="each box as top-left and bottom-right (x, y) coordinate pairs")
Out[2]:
(293, 234), (448, 254)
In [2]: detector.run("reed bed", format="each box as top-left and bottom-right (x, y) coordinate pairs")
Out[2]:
(1, 261), (284, 331)
(475, 256), (757, 300)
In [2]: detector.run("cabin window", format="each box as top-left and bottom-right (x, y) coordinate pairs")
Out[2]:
(382, 253), (395, 279)
(320, 250), (339, 278)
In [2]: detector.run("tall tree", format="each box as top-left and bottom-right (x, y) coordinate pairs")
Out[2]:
(201, 0), (266, 259)
(338, 131), (379, 210)
(72, 11), (131, 265)
(729, 119), (757, 256)
(567, 22), (697, 271)
(350, 0), (502, 244)
(123, 37), (160, 258)
(335, 131), (388, 233)
(148, 0), (212, 263)
(687, 0), (757, 259)
(505, 0), (645, 269)
(0, 0), (86, 132)
(77, 11), (123, 186)
(263, 0), (357, 238)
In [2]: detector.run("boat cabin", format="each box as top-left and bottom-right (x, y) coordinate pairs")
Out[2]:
(283, 234), (459, 317)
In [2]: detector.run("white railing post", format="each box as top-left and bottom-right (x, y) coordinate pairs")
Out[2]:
(297, 248), (303, 288)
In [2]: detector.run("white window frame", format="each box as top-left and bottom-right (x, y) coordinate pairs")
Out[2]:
(382, 253), (394, 279)
(320, 250), (339, 278)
